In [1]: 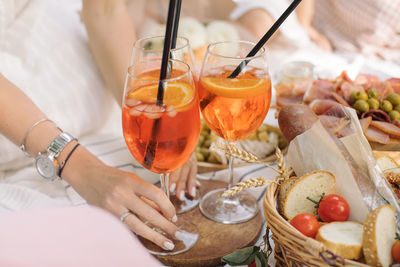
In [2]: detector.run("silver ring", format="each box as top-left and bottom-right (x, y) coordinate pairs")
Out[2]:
(119, 211), (132, 222)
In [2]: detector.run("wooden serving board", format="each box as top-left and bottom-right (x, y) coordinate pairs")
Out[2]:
(144, 179), (263, 267)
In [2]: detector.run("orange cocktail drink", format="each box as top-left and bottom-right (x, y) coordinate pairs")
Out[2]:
(198, 40), (271, 224)
(122, 62), (200, 174)
(199, 66), (271, 141)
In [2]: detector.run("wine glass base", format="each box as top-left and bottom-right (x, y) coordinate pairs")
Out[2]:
(199, 188), (259, 224)
(170, 188), (200, 214)
(139, 219), (199, 256)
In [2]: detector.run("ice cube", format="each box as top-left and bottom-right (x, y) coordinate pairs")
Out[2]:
(125, 98), (141, 107)
(143, 105), (163, 119)
(166, 106), (177, 117)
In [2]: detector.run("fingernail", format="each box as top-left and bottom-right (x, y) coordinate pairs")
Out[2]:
(190, 186), (196, 197)
(179, 191), (185, 201)
(169, 183), (176, 193)
(163, 241), (175, 251)
(195, 180), (201, 187)
(172, 215), (178, 223)
(175, 231), (185, 241)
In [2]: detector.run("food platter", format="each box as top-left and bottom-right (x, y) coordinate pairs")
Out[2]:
(196, 122), (287, 173)
(275, 70), (400, 150)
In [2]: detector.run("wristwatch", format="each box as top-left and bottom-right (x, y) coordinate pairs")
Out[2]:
(35, 132), (75, 181)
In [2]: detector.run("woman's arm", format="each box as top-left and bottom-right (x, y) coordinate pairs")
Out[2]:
(0, 74), (180, 250)
(296, 0), (332, 51)
(81, 0), (136, 103)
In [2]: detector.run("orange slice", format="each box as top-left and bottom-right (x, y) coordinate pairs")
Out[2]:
(128, 82), (194, 108)
(201, 77), (269, 98)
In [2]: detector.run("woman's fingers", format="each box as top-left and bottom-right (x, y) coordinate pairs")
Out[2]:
(176, 164), (190, 201)
(123, 211), (176, 251)
(169, 168), (181, 194)
(133, 178), (176, 221)
(125, 194), (180, 238)
(185, 154), (198, 198)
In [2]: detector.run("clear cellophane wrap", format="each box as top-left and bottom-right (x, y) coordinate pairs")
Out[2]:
(286, 106), (399, 224)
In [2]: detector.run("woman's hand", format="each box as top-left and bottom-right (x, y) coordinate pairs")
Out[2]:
(305, 26), (333, 52)
(169, 153), (198, 200)
(62, 146), (181, 251)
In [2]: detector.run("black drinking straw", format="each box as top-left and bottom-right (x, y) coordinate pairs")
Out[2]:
(171, 0), (182, 50)
(228, 0), (302, 79)
(144, 0), (181, 167)
(156, 0), (178, 106)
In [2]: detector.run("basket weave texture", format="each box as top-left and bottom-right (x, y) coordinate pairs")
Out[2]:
(262, 176), (371, 267)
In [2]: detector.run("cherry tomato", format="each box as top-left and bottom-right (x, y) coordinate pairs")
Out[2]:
(392, 240), (400, 263)
(248, 260), (256, 267)
(290, 213), (320, 238)
(318, 194), (350, 222)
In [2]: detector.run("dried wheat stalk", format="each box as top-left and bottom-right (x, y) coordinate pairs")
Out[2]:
(218, 143), (294, 197)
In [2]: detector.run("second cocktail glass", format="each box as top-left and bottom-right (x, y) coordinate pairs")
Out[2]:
(198, 40), (271, 224)
(130, 36), (200, 213)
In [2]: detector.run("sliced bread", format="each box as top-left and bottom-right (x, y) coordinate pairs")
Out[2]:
(282, 170), (336, 220)
(316, 221), (364, 260)
(376, 155), (399, 171)
(363, 205), (396, 267)
(278, 177), (298, 216)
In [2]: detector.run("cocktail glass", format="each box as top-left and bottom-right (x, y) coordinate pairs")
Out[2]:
(198, 40), (271, 224)
(122, 58), (200, 254)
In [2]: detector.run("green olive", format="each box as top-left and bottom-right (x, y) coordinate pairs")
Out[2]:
(200, 129), (210, 137)
(389, 110), (400, 121)
(386, 93), (400, 106)
(353, 100), (369, 113)
(367, 89), (378, 99)
(367, 98), (380, 110)
(203, 139), (212, 148)
(197, 135), (205, 146)
(380, 100), (393, 112)
(207, 154), (219, 163)
(350, 91), (358, 104)
(196, 152), (205, 162)
(395, 104), (400, 112)
(355, 91), (368, 101)
(199, 147), (210, 158)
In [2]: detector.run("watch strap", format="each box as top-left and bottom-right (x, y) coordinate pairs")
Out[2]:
(47, 132), (76, 158)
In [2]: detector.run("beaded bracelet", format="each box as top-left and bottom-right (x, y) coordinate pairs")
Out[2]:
(58, 143), (80, 178)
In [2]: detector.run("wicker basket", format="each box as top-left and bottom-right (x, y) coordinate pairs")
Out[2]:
(262, 176), (371, 267)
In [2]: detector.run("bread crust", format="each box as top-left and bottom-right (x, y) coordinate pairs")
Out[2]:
(278, 177), (298, 217)
(282, 170), (336, 220)
(316, 222), (364, 260)
(362, 205), (395, 267)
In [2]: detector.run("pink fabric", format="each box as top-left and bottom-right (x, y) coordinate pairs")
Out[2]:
(0, 206), (161, 267)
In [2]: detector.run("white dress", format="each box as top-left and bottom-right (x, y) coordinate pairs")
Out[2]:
(0, 0), (120, 210)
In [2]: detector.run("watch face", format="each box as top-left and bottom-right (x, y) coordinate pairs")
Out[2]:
(35, 155), (56, 179)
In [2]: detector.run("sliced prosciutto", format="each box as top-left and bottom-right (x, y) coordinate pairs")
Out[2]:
(387, 78), (400, 94)
(354, 74), (380, 84)
(359, 117), (372, 132)
(370, 121), (400, 138)
(362, 81), (393, 101)
(393, 120), (400, 128)
(364, 126), (390, 144)
(276, 94), (303, 107)
(303, 79), (335, 104)
(338, 82), (364, 102)
(309, 99), (345, 116)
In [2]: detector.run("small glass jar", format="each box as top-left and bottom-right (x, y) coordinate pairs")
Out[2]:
(275, 61), (314, 97)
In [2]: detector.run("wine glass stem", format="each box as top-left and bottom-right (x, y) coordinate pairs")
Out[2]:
(160, 173), (170, 199)
(227, 153), (234, 190)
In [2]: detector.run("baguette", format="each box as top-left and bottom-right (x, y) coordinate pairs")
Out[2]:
(363, 205), (396, 267)
(278, 177), (298, 216)
(316, 221), (364, 260)
(282, 170), (336, 220)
